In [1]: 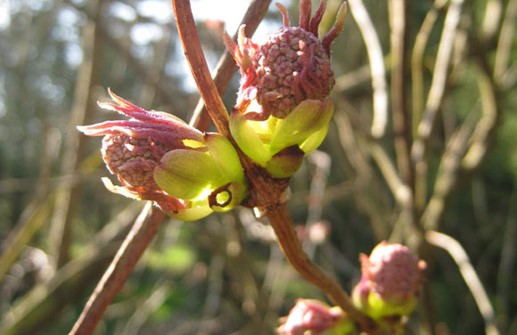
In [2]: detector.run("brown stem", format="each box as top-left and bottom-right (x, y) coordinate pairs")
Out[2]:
(388, 0), (413, 186)
(69, 205), (165, 335)
(171, 0), (230, 137)
(235, 163), (373, 330)
(266, 203), (373, 331)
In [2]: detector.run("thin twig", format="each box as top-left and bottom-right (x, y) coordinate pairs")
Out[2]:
(64, 0), (183, 110)
(368, 142), (411, 208)
(480, 0), (504, 41)
(189, 0), (272, 131)
(69, 204), (165, 335)
(462, 60), (499, 170)
(411, 0), (447, 213)
(414, 0), (464, 150)
(421, 111), (475, 230)
(333, 108), (391, 239)
(122, 282), (170, 335)
(425, 230), (500, 335)
(387, 0), (413, 186)
(51, 0), (103, 269)
(348, 0), (388, 138)
(334, 63), (374, 92)
(171, 0), (230, 137)
(497, 188), (517, 328)
(0, 243), (121, 335)
(493, 0), (517, 85)
(266, 203), (374, 332)
(303, 151), (332, 258)
(422, 58), (499, 230)
(411, 0), (447, 133)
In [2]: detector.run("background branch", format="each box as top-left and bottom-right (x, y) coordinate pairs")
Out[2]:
(171, 0), (230, 136)
(189, 0), (272, 131)
(413, 0), (464, 159)
(387, 0), (413, 186)
(348, 0), (388, 138)
(69, 205), (165, 335)
(425, 230), (500, 335)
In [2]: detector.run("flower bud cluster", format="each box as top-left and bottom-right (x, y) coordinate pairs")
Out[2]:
(78, 89), (246, 221)
(227, 0), (346, 178)
(78, 1), (347, 219)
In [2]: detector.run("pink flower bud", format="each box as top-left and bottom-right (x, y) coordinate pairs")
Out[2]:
(226, 0), (346, 120)
(277, 299), (345, 335)
(352, 241), (426, 321)
(78, 89), (204, 215)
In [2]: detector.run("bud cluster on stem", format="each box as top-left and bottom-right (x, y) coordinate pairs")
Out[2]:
(76, 0), (409, 334)
(78, 89), (246, 221)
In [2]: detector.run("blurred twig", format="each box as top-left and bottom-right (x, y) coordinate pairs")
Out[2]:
(122, 281), (171, 335)
(0, 129), (60, 281)
(348, 0), (388, 138)
(411, 0), (447, 132)
(421, 109), (476, 230)
(333, 108), (391, 239)
(481, 0), (504, 40)
(388, 0), (413, 186)
(413, 0), (464, 161)
(138, 25), (174, 107)
(0, 236), (126, 335)
(462, 59), (499, 171)
(49, 0), (103, 269)
(494, 0), (517, 87)
(0, 196), (55, 282)
(368, 142), (411, 209)
(69, 204), (165, 335)
(64, 0), (184, 110)
(425, 230), (500, 335)
(303, 151), (332, 258)
(411, 0), (447, 213)
(497, 188), (517, 330)
(171, 0), (230, 136)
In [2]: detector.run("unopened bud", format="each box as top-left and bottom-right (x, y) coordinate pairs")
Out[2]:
(277, 299), (355, 335)
(78, 89), (247, 221)
(226, 0), (346, 120)
(352, 242), (426, 321)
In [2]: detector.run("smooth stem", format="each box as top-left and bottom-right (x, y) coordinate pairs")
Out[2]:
(267, 203), (373, 331)
(171, 0), (231, 137)
(189, 0), (272, 131)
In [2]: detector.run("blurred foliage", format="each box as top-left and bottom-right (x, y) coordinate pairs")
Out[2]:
(0, 0), (516, 334)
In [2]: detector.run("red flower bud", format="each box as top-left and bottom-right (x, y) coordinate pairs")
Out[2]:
(78, 89), (204, 215)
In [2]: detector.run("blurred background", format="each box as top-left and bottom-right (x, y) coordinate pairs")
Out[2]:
(0, 0), (516, 334)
